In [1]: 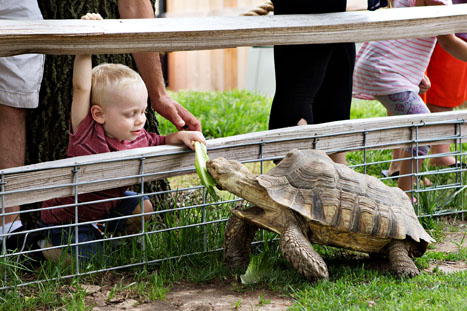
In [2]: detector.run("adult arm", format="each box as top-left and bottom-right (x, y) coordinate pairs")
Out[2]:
(437, 34), (467, 62)
(118, 0), (202, 131)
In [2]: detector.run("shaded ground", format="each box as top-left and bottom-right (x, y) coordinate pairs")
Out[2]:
(82, 229), (466, 311)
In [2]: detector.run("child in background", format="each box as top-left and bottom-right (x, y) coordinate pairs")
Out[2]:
(40, 13), (206, 263)
(421, 1), (467, 168)
(353, 0), (467, 194)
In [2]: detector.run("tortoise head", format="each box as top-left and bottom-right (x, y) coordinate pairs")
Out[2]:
(206, 157), (253, 191)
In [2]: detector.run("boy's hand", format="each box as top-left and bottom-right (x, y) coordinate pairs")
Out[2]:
(367, 0), (388, 10)
(81, 13), (103, 20)
(166, 131), (207, 150)
(419, 74), (431, 95)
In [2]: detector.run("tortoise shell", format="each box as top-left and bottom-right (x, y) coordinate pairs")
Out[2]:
(256, 149), (434, 254)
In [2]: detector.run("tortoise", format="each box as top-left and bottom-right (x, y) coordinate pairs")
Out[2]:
(206, 149), (435, 281)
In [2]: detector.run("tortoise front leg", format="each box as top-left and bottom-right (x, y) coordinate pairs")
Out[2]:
(224, 213), (258, 271)
(387, 240), (419, 278)
(280, 221), (329, 281)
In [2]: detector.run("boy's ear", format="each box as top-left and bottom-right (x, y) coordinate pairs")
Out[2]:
(91, 105), (105, 124)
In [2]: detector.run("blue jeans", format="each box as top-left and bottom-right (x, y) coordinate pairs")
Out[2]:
(40, 191), (149, 263)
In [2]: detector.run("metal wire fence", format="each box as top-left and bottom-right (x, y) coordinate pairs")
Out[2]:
(1, 112), (466, 289)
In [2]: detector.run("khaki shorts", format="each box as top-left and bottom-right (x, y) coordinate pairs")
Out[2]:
(0, 0), (44, 109)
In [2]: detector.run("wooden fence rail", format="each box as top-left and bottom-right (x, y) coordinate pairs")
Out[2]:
(1, 111), (467, 208)
(1, 5), (467, 56)
(2, 5), (467, 208)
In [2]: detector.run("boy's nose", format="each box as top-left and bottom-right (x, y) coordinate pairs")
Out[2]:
(136, 114), (146, 124)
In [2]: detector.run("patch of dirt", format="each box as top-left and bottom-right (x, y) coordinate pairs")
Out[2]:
(425, 261), (467, 274)
(82, 227), (467, 310)
(432, 231), (466, 253)
(84, 280), (293, 311)
(424, 230), (467, 274)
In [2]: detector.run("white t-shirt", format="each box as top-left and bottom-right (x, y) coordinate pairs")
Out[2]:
(0, 0), (44, 109)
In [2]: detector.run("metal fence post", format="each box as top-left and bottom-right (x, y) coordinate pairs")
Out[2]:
(73, 166), (80, 275)
(139, 157), (147, 264)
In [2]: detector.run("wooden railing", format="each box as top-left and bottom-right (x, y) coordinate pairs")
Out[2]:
(1, 5), (467, 56)
(1, 5), (467, 208)
(2, 111), (466, 208)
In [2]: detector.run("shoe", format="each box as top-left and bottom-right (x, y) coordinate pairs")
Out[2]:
(448, 162), (467, 169)
(381, 170), (400, 178)
(5, 226), (46, 269)
(430, 161), (467, 169)
(381, 170), (432, 187)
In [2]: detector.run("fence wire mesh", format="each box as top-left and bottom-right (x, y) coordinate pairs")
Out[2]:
(1, 114), (466, 289)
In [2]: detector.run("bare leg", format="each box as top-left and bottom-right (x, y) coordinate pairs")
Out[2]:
(42, 240), (71, 265)
(387, 240), (419, 278)
(329, 152), (346, 165)
(398, 150), (429, 193)
(388, 149), (402, 176)
(224, 213), (258, 270)
(280, 221), (328, 281)
(297, 118), (307, 126)
(426, 104), (456, 167)
(125, 199), (153, 234)
(297, 118), (346, 165)
(0, 105), (26, 226)
(42, 200), (152, 265)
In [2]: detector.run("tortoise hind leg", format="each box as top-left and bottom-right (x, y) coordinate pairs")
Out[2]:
(387, 240), (419, 278)
(224, 213), (258, 271)
(280, 221), (329, 281)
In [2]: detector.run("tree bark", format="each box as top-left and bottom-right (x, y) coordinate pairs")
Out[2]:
(23, 0), (169, 227)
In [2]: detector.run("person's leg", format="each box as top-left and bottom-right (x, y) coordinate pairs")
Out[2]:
(384, 112), (403, 177)
(426, 104), (456, 167)
(105, 191), (152, 236)
(0, 105), (26, 237)
(376, 92), (431, 193)
(388, 149), (402, 176)
(269, 43), (332, 130)
(269, 0), (347, 130)
(41, 222), (102, 265)
(312, 43), (356, 165)
(126, 199), (152, 234)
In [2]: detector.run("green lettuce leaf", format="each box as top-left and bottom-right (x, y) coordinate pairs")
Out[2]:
(194, 141), (218, 199)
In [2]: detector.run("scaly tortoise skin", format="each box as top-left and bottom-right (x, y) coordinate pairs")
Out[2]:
(206, 149), (435, 281)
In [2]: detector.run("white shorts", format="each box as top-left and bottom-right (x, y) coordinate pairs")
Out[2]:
(0, 0), (44, 109)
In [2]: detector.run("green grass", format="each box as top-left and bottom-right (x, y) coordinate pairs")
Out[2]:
(158, 90), (272, 138)
(1, 90), (466, 310)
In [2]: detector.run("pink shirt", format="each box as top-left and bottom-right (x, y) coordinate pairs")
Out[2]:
(353, 0), (451, 99)
(41, 112), (165, 224)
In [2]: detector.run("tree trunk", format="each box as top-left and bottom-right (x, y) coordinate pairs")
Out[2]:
(23, 0), (169, 227)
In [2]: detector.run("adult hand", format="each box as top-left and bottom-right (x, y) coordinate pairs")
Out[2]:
(152, 95), (202, 132)
(118, 1), (202, 132)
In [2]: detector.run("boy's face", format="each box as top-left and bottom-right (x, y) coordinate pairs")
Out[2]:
(97, 81), (149, 142)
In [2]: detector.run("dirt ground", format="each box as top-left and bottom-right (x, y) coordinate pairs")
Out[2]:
(86, 281), (293, 311)
(83, 230), (466, 311)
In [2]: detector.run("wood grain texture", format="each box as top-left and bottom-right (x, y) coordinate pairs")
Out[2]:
(1, 111), (467, 208)
(1, 5), (467, 56)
